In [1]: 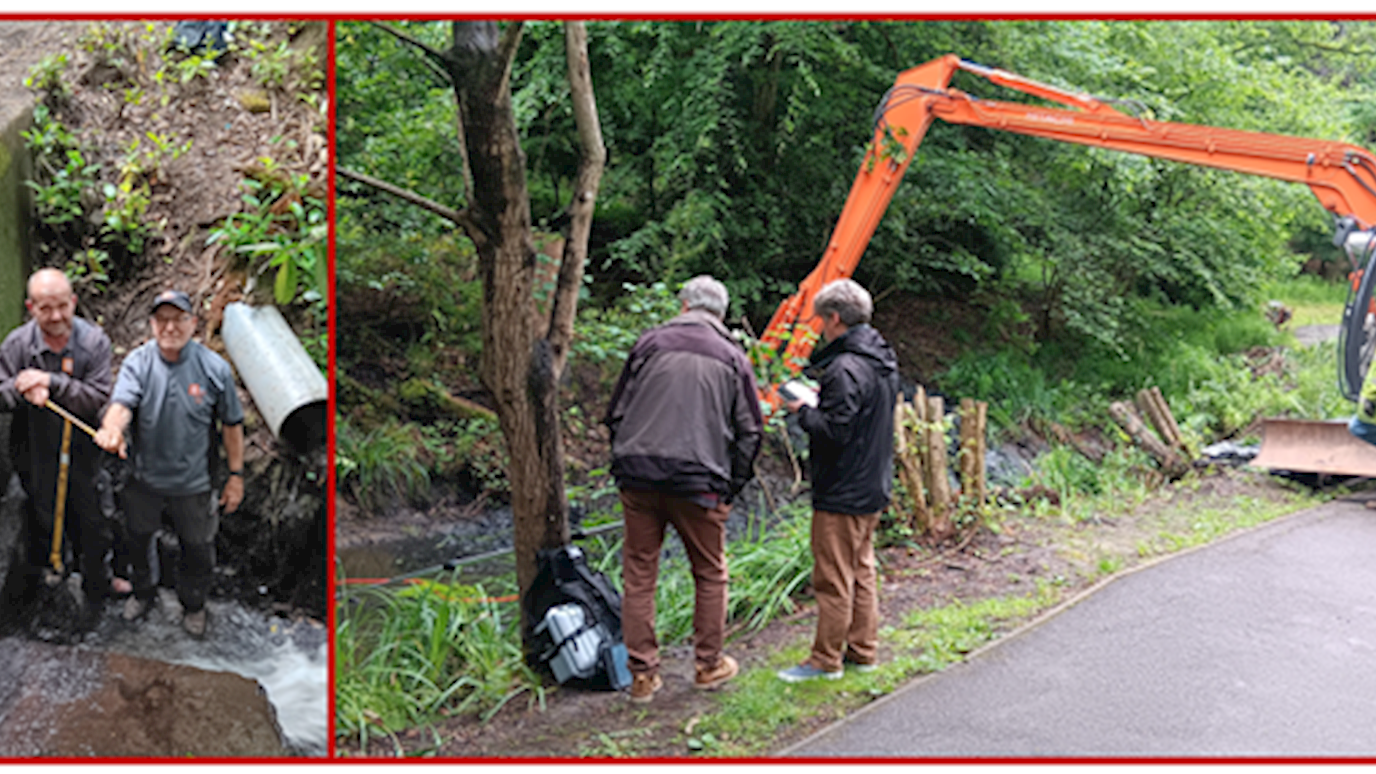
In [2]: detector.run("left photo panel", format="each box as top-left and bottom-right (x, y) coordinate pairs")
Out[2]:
(0, 21), (329, 756)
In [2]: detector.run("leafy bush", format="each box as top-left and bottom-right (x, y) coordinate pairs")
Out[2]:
(572, 281), (680, 365)
(336, 418), (431, 512)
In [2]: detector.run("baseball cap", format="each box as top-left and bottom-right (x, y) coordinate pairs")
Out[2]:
(151, 289), (193, 315)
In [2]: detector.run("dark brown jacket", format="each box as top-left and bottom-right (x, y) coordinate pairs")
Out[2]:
(605, 310), (763, 501)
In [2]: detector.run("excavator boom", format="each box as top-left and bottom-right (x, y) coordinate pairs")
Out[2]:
(761, 54), (1376, 385)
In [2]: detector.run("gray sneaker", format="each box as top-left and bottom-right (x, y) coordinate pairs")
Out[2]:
(122, 595), (149, 621)
(776, 663), (843, 683)
(182, 609), (208, 638)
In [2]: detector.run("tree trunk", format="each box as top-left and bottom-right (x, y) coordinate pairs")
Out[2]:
(446, 21), (604, 639)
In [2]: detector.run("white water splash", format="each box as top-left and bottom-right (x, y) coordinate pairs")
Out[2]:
(85, 591), (327, 755)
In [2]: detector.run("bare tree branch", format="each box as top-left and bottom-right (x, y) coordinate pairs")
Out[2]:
(335, 165), (478, 236)
(496, 21), (525, 85)
(370, 21), (452, 81)
(546, 21), (606, 374)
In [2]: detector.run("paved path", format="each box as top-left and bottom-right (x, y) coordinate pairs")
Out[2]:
(783, 499), (1376, 758)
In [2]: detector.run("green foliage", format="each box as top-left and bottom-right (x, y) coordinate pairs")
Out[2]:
(65, 249), (110, 293)
(22, 104), (156, 267)
(336, 418), (431, 512)
(572, 281), (680, 365)
(23, 105), (94, 226)
(207, 157), (327, 321)
(169, 53), (218, 84)
(335, 576), (541, 749)
(24, 54), (71, 104)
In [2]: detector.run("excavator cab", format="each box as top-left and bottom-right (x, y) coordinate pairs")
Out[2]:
(1253, 224), (1376, 479)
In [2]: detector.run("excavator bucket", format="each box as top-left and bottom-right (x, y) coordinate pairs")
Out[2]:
(1252, 418), (1376, 478)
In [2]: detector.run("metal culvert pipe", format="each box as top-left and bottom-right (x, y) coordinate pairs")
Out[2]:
(222, 302), (327, 453)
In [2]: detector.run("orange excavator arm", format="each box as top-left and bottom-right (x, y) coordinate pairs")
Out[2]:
(759, 54), (1376, 401)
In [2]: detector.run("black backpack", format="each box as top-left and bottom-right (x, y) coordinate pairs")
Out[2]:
(524, 544), (631, 691)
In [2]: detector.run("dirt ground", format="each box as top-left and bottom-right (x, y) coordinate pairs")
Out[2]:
(337, 458), (1339, 759)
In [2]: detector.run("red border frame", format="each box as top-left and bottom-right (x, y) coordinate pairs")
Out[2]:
(2, 12), (1376, 767)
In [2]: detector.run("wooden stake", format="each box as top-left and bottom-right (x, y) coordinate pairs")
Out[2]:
(959, 398), (979, 506)
(1135, 388), (1174, 448)
(894, 396), (931, 533)
(1151, 386), (1188, 455)
(925, 395), (954, 538)
(1109, 401), (1189, 478)
(913, 384), (929, 484)
(974, 400), (988, 508)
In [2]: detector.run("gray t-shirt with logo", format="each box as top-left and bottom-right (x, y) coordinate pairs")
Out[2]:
(111, 339), (244, 496)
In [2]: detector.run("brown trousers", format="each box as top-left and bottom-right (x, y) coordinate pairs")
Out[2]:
(619, 489), (730, 675)
(807, 509), (881, 672)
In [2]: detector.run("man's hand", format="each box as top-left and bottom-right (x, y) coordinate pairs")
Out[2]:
(784, 397), (805, 414)
(93, 426), (127, 458)
(220, 475), (244, 514)
(14, 368), (50, 394)
(22, 384), (50, 407)
(96, 403), (132, 458)
(15, 369), (51, 406)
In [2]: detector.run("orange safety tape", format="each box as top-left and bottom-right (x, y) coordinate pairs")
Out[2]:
(339, 577), (518, 604)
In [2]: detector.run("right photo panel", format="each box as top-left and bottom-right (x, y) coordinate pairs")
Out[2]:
(333, 18), (1376, 760)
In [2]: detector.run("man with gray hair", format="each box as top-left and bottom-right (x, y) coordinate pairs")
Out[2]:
(605, 275), (763, 702)
(777, 278), (898, 682)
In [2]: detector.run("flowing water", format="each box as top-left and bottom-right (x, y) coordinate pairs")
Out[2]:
(80, 590), (328, 755)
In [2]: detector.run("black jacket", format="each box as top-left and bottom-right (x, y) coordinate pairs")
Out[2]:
(797, 324), (899, 515)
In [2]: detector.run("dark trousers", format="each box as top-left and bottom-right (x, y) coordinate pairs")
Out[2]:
(619, 488), (730, 675)
(122, 478), (218, 613)
(17, 467), (109, 605)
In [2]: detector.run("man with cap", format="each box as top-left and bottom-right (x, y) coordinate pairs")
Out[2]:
(0, 267), (114, 623)
(93, 289), (245, 637)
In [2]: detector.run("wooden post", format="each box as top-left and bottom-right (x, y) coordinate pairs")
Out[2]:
(1109, 401), (1189, 478)
(925, 395), (954, 538)
(913, 384), (929, 485)
(894, 396), (931, 533)
(1135, 389), (1174, 448)
(1151, 386), (1188, 455)
(959, 398), (980, 507)
(974, 400), (988, 508)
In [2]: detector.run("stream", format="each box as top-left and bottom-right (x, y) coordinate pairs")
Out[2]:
(78, 591), (329, 755)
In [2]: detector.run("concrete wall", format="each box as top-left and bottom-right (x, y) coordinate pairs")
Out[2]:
(0, 100), (31, 338)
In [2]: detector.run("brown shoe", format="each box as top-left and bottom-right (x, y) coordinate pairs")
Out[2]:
(629, 672), (662, 704)
(694, 654), (739, 690)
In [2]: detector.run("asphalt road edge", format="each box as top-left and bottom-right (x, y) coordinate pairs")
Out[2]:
(773, 497), (1344, 758)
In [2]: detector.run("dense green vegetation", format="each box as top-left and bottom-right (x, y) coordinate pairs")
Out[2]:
(335, 20), (1375, 506)
(334, 20), (1374, 750)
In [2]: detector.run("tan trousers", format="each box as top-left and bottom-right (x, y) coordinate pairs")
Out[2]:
(807, 509), (881, 672)
(619, 489), (730, 675)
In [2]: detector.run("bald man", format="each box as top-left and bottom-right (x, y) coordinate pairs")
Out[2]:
(0, 268), (114, 624)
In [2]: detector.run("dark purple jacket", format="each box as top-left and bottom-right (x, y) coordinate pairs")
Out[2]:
(0, 317), (113, 507)
(605, 310), (763, 501)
